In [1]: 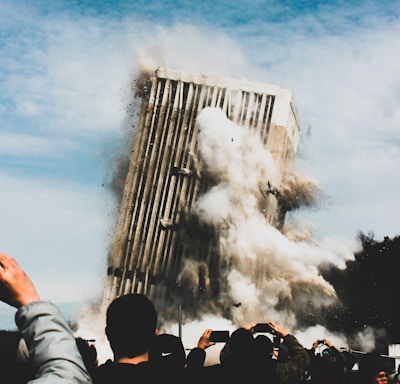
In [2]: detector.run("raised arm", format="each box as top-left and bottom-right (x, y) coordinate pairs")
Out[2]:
(268, 321), (310, 384)
(0, 252), (92, 383)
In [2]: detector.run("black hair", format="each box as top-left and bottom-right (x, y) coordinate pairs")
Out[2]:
(106, 293), (157, 358)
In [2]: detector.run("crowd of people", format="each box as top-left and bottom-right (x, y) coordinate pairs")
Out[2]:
(1, 252), (399, 384)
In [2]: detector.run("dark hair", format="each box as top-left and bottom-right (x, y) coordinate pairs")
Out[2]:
(254, 334), (273, 356)
(106, 293), (157, 358)
(358, 352), (392, 382)
(228, 328), (255, 359)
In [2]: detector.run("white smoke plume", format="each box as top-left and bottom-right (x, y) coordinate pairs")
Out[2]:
(76, 106), (360, 365)
(179, 107), (358, 334)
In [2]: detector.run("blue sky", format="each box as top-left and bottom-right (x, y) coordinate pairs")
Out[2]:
(1, 0), (399, 331)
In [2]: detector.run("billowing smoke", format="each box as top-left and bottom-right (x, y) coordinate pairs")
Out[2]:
(280, 170), (323, 212)
(76, 104), (383, 365)
(169, 107), (359, 351)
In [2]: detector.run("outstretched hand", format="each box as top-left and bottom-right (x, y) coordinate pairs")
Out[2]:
(0, 253), (40, 308)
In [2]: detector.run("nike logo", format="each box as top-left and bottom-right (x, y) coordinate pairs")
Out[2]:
(162, 352), (172, 357)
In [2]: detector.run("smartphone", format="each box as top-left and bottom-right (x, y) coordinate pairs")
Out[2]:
(253, 323), (273, 333)
(210, 330), (230, 342)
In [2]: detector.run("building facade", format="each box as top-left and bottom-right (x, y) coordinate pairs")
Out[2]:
(101, 68), (301, 321)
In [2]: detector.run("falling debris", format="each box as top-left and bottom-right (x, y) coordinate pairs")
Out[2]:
(100, 68), (358, 350)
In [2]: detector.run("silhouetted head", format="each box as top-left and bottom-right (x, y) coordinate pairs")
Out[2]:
(358, 352), (392, 383)
(254, 334), (273, 356)
(308, 347), (345, 384)
(228, 328), (255, 360)
(106, 293), (157, 358)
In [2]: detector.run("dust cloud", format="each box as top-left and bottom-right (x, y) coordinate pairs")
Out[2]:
(161, 107), (360, 356)
(76, 102), (361, 365)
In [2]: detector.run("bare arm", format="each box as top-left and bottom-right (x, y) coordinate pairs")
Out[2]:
(0, 253), (40, 307)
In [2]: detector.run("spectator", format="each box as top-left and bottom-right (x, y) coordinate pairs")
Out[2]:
(185, 328), (211, 380)
(222, 327), (257, 363)
(254, 333), (278, 375)
(93, 293), (158, 384)
(306, 338), (348, 384)
(210, 327), (262, 382)
(148, 333), (187, 383)
(358, 351), (392, 384)
(0, 252), (92, 383)
(187, 326), (279, 383)
(260, 321), (310, 384)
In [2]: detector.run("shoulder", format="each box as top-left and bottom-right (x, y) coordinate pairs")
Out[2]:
(94, 360), (151, 383)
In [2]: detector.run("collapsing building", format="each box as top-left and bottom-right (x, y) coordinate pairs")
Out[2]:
(101, 67), (301, 321)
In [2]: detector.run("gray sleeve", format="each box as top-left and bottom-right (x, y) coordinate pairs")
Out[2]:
(15, 301), (92, 383)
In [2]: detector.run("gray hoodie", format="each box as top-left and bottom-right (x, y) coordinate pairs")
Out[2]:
(16, 301), (92, 383)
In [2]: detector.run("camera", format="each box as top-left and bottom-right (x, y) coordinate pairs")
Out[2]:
(253, 323), (274, 333)
(209, 330), (230, 342)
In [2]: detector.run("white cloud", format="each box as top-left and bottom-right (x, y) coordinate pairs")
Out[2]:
(0, 1), (399, 333)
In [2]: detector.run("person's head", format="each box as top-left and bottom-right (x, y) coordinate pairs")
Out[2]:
(254, 334), (273, 357)
(358, 352), (391, 384)
(309, 348), (344, 384)
(149, 334), (186, 372)
(228, 328), (255, 361)
(106, 293), (157, 358)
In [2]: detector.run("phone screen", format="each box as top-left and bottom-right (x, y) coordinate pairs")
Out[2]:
(210, 330), (230, 342)
(253, 323), (273, 333)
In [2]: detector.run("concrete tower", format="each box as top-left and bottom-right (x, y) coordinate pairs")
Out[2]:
(101, 67), (301, 321)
